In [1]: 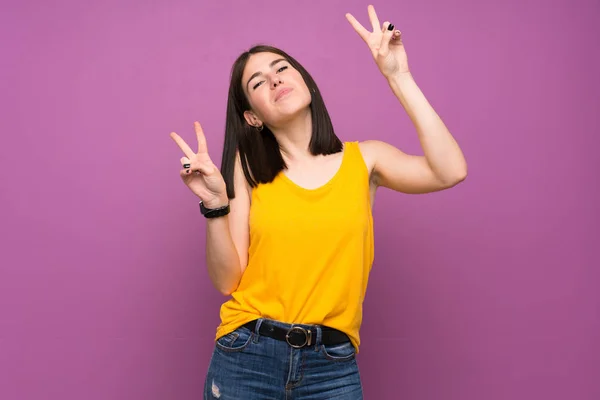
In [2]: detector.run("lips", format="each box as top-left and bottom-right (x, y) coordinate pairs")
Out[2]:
(275, 87), (293, 102)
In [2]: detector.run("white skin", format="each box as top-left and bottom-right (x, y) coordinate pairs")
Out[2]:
(167, 5), (405, 208)
(169, 5), (466, 295)
(241, 52), (316, 163)
(241, 51), (354, 192)
(167, 52), (344, 296)
(168, 51), (326, 208)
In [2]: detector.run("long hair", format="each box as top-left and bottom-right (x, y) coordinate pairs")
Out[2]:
(220, 45), (343, 199)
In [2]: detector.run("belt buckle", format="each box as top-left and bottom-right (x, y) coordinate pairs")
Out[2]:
(285, 326), (312, 348)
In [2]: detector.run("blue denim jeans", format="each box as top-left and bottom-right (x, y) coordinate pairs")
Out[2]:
(204, 318), (363, 399)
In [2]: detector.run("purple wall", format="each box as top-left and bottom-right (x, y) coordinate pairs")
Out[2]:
(1, 0), (598, 398)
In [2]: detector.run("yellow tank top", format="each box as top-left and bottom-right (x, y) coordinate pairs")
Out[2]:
(215, 141), (374, 351)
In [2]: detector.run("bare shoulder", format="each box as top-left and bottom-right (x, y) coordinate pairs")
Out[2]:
(357, 140), (387, 177)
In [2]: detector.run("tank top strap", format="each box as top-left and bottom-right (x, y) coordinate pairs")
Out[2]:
(337, 141), (370, 188)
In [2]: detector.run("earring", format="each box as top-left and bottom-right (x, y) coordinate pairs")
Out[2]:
(256, 124), (264, 132)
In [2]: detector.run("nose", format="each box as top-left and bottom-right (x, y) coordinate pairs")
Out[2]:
(270, 75), (283, 89)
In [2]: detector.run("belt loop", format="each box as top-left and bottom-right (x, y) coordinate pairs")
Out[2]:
(252, 318), (264, 343)
(314, 325), (323, 351)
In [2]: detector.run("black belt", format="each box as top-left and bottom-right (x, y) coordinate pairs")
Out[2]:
(242, 319), (350, 349)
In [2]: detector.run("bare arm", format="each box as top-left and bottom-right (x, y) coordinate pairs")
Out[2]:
(361, 139), (464, 194)
(384, 72), (467, 187)
(170, 122), (250, 296)
(359, 74), (467, 194)
(347, 6), (467, 194)
(205, 152), (250, 295)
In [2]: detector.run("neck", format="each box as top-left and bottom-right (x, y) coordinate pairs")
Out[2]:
(269, 108), (314, 163)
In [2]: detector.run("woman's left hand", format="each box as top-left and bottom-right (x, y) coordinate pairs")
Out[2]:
(346, 5), (409, 79)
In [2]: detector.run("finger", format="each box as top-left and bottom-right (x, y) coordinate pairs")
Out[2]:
(180, 156), (191, 169)
(179, 168), (208, 178)
(170, 132), (195, 158)
(194, 121), (208, 154)
(345, 13), (369, 41)
(381, 21), (394, 33)
(190, 160), (216, 176)
(391, 30), (403, 45)
(179, 163), (211, 178)
(379, 22), (395, 56)
(367, 4), (381, 31)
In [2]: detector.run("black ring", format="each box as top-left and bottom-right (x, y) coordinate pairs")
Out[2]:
(183, 163), (190, 169)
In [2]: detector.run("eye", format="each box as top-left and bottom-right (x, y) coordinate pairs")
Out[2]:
(251, 65), (288, 90)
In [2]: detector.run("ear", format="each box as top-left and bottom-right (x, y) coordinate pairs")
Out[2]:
(243, 110), (263, 128)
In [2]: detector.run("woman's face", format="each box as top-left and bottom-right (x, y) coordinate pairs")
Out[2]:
(241, 52), (312, 129)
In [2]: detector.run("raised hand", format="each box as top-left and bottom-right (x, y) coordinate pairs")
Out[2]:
(170, 122), (228, 208)
(346, 5), (409, 79)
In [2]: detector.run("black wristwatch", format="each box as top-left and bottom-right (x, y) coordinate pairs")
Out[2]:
(199, 201), (230, 218)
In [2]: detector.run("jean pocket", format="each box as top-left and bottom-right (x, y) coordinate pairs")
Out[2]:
(321, 341), (356, 361)
(215, 326), (254, 353)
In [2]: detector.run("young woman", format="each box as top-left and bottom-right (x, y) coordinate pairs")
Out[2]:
(170, 5), (467, 399)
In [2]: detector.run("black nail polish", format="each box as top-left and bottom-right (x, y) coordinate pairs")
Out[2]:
(183, 163), (190, 169)
(186, 169), (190, 174)
(388, 24), (394, 31)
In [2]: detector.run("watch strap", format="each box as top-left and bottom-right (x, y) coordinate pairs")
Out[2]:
(199, 201), (230, 218)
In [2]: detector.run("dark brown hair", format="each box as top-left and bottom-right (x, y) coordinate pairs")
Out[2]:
(220, 45), (343, 198)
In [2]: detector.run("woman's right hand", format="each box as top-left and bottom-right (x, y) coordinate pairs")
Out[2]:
(170, 121), (228, 208)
